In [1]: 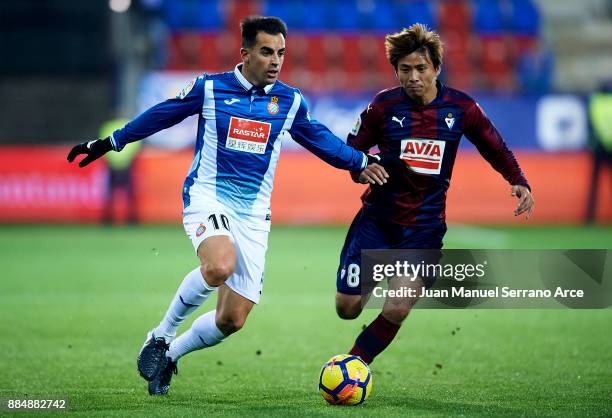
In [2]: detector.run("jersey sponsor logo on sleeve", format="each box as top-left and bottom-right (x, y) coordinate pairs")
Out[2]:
(350, 115), (361, 136)
(226, 116), (271, 154)
(400, 138), (446, 175)
(176, 78), (196, 99)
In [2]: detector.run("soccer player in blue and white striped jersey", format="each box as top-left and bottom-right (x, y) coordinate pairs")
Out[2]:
(67, 15), (388, 395)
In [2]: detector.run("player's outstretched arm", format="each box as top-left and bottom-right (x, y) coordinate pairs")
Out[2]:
(347, 100), (392, 185)
(68, 77), (205, 168)
(289, 92), (372, 172)
(67, 137), (113, 167)
(511, 185), (535, 219)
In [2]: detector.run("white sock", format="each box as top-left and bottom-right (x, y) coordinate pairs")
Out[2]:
(154, 267), (216, 342)
(167, 310), (226, 361)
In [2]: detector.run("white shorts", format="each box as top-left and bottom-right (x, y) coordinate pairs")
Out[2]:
(183, 202), (268, 304)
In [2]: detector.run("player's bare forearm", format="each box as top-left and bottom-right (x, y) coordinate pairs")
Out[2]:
(511, 185), (535, 220)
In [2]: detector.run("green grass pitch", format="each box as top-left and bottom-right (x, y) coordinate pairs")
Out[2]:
(0, 224), (611, 416)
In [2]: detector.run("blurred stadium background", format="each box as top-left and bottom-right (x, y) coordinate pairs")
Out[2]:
(0, 0), (611, 226)
(1, 2), (611, 415)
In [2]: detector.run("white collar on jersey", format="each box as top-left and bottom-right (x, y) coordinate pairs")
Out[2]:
(234, 64), (275, 94)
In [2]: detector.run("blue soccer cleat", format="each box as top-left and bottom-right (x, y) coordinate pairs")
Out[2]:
(137, 331), (170, 381)
(148, 357), (178, 396)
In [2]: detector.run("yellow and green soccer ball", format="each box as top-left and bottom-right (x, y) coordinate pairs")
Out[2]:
(318, 354), (372, 405)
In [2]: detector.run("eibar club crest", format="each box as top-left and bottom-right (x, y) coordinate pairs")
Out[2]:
(445, 112), (455, 130)
(267, 96), (280, 115)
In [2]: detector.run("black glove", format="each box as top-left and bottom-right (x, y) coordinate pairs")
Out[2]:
(67, 137), (113, 167)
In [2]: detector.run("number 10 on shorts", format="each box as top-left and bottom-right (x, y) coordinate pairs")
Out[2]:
(208, 213), (230, 231)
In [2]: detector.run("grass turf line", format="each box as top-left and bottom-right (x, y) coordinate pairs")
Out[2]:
(0, 225), (610, 416)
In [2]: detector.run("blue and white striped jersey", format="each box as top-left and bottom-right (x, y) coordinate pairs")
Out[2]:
(110, 65), (367, 228)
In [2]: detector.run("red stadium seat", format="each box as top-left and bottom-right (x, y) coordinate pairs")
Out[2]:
(442, 30), (474, 90)
(305, 35), (328, 75)
(197, 33), (222, 72)
(166, 33), (224, 72)
(476, 36), (516, 91)
(213, 31), (239, 71)
(444, 61), (473, 91)
(510, 34), (538, 60)
(342, 35), (362, 74)
(325, 66), (349, 91)
(167, 33), (204, 71)
(224, 0), (260, 33)
(437, 0), (471, 35)
(322, 34), (344, 70)
(282, 32), (305, 75)
(355, 34), (393, 91)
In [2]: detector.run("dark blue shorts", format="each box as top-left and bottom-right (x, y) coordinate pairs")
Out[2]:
(336, 209), (447, 295)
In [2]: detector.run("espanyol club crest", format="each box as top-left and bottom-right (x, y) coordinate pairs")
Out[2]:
(267, 96), (280, 115)
(196, 223), (206, 237)
(445, 112), (455, 130)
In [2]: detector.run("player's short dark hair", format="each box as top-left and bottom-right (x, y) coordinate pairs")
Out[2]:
(240, 16), (287, 48)
(385, 23), (444, 70)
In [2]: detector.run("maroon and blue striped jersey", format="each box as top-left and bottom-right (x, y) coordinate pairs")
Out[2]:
(348, 81), (530, 227)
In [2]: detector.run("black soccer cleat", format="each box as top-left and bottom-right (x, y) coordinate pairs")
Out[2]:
(148, 358), (178, 396)
(137, 332), (170, 381)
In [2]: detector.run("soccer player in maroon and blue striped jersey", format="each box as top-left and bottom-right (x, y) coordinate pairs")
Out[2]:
(335, 23), (535, 364)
